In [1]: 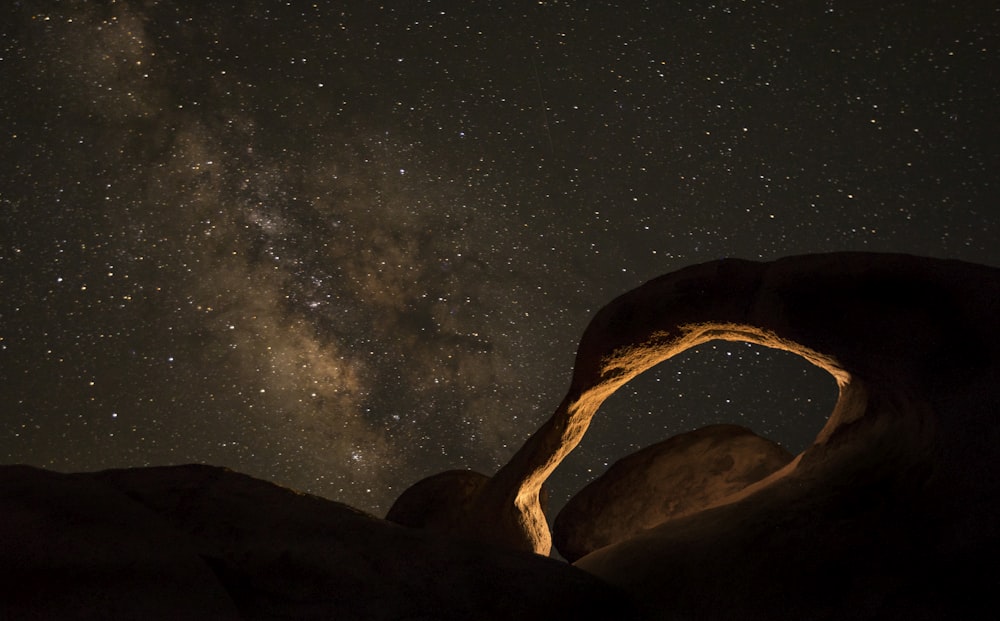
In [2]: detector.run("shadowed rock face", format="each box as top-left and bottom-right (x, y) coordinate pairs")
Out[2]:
(0, 465), (243, 620)
(385, 469), (490, 532)
(553, 424), (793, 562)
(0, 464), (643, 621)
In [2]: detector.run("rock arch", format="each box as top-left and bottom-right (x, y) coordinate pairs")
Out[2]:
(559, 337), (838, 475)
(390, 253), (1000, 567)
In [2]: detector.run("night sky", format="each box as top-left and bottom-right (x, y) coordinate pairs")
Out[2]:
(2, 1), (998, 519)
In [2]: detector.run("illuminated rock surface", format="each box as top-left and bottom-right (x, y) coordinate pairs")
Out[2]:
(552, 424), (793, 562)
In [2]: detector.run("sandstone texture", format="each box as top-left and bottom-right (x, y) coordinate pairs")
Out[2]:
(553, 424), (792, 562)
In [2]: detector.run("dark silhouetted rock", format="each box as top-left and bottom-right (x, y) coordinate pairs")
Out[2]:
(553, 424), (792, 562)
(0, 465), (242, 620)
(385, 469), (490, 532)
(1, 464), (644, 620)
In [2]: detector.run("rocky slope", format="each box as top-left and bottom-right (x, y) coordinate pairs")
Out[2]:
(0, 463), (641, 620)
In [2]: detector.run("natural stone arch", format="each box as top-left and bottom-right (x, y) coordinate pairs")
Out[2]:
(478, 320), (865, 556)
(559, 337), (838, 473)
(389, 252), (1000, 565)
(464, 257), (870, 555)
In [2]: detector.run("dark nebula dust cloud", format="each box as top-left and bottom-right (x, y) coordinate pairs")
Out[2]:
(1, 1), (997, 516)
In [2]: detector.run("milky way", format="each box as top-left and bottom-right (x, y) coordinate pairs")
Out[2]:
(2, 2), (997, 516)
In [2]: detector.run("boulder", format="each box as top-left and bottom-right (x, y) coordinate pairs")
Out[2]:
(553, 424), (792, 562)
(385, 469), (491, 532)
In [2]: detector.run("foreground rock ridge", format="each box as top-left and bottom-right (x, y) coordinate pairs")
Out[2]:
(5, 252), (1000, 619)
(1, 463), (640, 620)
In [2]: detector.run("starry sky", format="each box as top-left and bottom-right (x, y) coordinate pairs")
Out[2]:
(2, 1), (998, 518)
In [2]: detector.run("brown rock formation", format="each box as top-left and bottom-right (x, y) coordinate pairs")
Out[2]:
(0, 465), (242, 620)
(552, 424), (793, 562)
(1, 464), (643, 620)
(389, 252), (1000, 618)
(385, 469), (491, 532)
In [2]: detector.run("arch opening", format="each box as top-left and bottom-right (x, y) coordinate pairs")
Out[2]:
(492, 321), (861, 555)
(546, 338), (841, 521)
